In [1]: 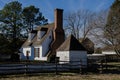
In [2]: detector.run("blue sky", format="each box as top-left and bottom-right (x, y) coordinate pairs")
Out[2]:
(0, 0), (114, 23)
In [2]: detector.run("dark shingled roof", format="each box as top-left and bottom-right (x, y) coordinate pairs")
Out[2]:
(22, 23), (54, 47)
(57, 35), (86, 51)
(81, 38), (94, 54)
(81, 38), (94, 46)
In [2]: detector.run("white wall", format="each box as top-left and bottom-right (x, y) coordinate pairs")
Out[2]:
(23, 47), (31, 56)
(57, 51), (87, 66)
(57, 51), (69, 63)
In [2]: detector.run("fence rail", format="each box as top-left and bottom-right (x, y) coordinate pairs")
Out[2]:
(0, 61), (87, 75)
(0, 60), (119, 75)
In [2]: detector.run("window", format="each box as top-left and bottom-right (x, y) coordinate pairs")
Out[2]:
(34, 48), (40, 57)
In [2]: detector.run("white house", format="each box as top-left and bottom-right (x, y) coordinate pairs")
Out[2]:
(56, 35), (87, 66)
(20, 9), (88, 64)
(20, 9), (65, 61)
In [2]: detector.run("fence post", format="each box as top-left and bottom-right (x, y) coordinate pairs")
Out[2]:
(105, 56), (107, 70)
(25, 61), (28, 74)
(55, 57), (59, 75)
(79, 60), (82, 74)
(100, 60), (103, 73)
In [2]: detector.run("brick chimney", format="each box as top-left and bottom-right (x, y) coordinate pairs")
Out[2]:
(49, 9), (65, 61)
(54, 9), (63, 30)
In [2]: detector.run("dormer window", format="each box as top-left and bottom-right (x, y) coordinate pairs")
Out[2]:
(28, 30), (37, 42)
(37, 31), (41, 39)
(37, 28), (48, 40)
(37, 31), (46, 40)
(28, 33), (32, 40)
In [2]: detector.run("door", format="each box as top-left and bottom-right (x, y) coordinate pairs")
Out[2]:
(26, 51), (30, 60)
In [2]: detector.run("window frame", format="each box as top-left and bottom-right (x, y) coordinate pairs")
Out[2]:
(34, 48), (40, 58)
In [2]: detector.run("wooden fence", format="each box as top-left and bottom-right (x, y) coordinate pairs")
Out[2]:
(0, 61), (87, 75)
(0, 60), (119, 75)
(87, 58), (120, 74)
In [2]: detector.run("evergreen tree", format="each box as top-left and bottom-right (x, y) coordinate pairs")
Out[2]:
(0, 1), (48, 54)
(0, 1), (23, 53)
(22, 5), (48, 31)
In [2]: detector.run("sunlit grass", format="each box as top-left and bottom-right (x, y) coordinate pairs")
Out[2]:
(0, 74), (120, 80)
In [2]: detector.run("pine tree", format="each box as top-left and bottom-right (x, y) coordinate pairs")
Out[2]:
(22, 5), (48, 31)
(0, 1), (23, 53)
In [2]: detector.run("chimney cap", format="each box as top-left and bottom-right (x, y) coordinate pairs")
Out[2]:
(55, 8), (63, 11)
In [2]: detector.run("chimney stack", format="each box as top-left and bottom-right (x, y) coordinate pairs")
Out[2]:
(49, 8), (65, 60)
(54, 9), (63, 30)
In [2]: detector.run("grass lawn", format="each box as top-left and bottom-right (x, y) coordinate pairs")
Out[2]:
(0, 74), (120, 80)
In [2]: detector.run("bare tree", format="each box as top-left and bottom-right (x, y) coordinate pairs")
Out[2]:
(88, 10), (108, 45)
(89, 8), (120, 56)
(64, 10), (95, 40)
(64, 8), (120, 56)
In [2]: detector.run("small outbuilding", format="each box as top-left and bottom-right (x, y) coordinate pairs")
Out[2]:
(56, 35), (87, 66)
(80, 38), (94, 54)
